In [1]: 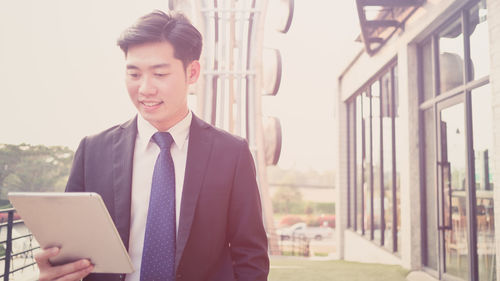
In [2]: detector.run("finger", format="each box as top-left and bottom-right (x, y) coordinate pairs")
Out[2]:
(48, 259), (92, 279)
(56, 264), (94, 281)
(39, 259), (91, 281)
(35, 247), (60, 269)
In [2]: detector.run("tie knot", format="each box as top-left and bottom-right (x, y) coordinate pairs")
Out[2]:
(152, 132), (174, 150)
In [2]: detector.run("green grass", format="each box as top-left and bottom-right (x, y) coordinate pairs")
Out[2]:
(270, 257), (409, 281)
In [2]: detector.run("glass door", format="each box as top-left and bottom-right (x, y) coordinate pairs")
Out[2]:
(471, 85), (496, 281)
(437, 97), (469, 280)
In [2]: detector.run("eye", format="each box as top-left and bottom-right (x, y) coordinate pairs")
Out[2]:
(154, 73), (168, 77)
(127, 72), (140, 79)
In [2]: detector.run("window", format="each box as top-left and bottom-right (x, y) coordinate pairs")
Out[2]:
(418, 0), (493, 279)
(471, 84), (495, 281)
(347, 62), (400, 252)
(356, 95), (364, 234)
(468, 0), (489, 81)
(363, 91), (372, 238)
(438, 18), (464, 95)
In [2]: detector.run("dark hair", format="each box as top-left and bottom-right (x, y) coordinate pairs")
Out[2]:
(117, 10), (202, 68)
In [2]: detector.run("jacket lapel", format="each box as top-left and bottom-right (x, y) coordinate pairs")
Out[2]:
(112, 116), (137, 250)
(175, 115), (213, 270)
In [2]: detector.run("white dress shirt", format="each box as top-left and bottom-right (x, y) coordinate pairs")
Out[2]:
(125, 111), (192, 281)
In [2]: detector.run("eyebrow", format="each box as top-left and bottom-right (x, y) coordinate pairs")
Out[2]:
(126, 63), (172, 70)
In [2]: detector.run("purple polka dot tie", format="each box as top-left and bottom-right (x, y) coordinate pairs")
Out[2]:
(140, 132), (176, 281)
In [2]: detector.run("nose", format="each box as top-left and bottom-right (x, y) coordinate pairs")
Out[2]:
(138, 76), (157, 96)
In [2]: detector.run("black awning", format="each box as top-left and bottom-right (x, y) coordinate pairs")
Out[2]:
(356, 0), (425, 55)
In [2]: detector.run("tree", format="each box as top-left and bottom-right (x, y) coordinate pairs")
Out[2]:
(0, 144), (23, 187)
(267, 166), (335, 189)
(272, 186), (303, 214)
(0, 144), (74, 197)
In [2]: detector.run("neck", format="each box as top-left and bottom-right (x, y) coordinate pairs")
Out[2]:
(151, 109), (189, 131)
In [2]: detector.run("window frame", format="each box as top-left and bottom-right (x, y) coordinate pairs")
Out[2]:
(346, 58), (399, 253)
(417, 0), (491, 280)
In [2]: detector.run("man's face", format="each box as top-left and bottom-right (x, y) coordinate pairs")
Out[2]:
(125, 41), (200, 131)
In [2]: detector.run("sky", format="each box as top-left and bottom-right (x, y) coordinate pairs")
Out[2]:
(0, 0), (360, 172)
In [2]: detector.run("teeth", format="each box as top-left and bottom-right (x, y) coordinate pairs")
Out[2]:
(142, 102), (161, 107)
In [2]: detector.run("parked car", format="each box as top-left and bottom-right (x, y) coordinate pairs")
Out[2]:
(0, 212), (21, 224)
(277, 222), (334, 241)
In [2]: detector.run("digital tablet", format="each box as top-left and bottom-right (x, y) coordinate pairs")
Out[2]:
(8, 192), (134, 274)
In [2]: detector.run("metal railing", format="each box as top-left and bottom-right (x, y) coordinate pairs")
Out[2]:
(278, 233), (310, 257)
(0, 208), (39, 281)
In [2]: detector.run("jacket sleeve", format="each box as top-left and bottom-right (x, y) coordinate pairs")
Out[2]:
(227, 140), (270, 281)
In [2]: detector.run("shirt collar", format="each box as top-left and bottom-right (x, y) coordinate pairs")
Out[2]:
(136, 111), (192, 151)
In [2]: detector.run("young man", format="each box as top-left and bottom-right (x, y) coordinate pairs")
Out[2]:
(35, 11), (269, 281)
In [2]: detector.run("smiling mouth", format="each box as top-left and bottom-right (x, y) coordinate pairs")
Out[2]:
(140, 101), (163, 107)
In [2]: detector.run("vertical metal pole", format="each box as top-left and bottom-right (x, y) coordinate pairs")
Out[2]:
(235, 0), (248, 136)
(379, 78), (385, 246)
(4, 211), (13, 281)
(391, 66), (398, 252)
(228, 0), (236, 133)
(217, 0), (226, 129)
(353, 101), (358, 232)
(369, 88), (374, 241)
(347, 102), (351, 229)
(212, 0), (220, 126)
(361, 96), (366, 236)
(245, 0), (257, 145)
(462, 8), (479, 281)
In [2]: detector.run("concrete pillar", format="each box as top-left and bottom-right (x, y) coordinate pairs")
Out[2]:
(398, 44), (423, 270)
(335, 80), (348, 259)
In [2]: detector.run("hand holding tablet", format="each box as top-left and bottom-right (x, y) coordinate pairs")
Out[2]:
(8, 192), (134, 274)
(34, 247), (94, 281)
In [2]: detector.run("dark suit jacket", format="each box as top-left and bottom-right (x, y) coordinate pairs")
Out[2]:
(65, 114), (269, 281)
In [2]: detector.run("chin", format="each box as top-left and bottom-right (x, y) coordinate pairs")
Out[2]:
(140, 113), (158, 124)
(145, 114), (171, 128)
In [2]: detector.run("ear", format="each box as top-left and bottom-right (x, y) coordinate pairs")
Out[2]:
(186, 60), (201, 84)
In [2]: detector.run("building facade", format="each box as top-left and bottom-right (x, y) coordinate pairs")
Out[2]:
(335, 0), (498, 280)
